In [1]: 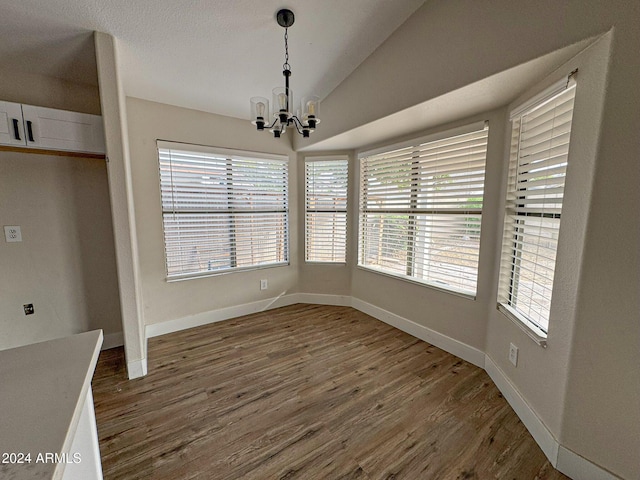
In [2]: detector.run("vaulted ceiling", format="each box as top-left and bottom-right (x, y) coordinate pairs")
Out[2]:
(0, 0), (426, 119)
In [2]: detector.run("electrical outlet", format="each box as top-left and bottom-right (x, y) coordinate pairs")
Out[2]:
(24, 304), (34, 315)
(509, 343), (518, 367)
(260, 279), (268, 290)
(4, 225), (22, 242)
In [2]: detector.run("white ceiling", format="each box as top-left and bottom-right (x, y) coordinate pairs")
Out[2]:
(0, 0), (426, 120)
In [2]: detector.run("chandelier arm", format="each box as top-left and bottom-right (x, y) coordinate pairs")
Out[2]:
(265, 117), (279, 130)
(289, 116), (305, 134)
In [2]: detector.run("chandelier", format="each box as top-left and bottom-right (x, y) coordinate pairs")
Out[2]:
(250, 9), (320, 138)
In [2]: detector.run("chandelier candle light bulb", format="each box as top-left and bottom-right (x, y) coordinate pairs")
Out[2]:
(278, 93), (288, 111)
(250, 97), (270, 130)
(251, 9), (320, 139)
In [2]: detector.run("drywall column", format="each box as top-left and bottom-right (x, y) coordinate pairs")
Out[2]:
(94, 32), (147, 378)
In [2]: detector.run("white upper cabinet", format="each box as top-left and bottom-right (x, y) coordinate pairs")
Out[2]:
(0, 101), (105, 154)
(21, 105), (105, 154)
(0, 101), (26, 146)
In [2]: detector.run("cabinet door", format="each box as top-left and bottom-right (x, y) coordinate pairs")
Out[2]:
(21, 105), (105, 154)
(0, 101), (26, 146)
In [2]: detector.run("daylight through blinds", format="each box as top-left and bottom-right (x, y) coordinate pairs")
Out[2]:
(158, 143), (288, 279)
(358, 124), (488, 295)
(498, 83), (576, 334)
(305, 159), (348, 263)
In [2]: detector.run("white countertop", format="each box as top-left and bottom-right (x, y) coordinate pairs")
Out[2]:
(0, 330), (103, 480)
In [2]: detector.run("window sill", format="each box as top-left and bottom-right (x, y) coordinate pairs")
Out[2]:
(497, 303), (548, 348)
(304, 261), (347, 266)
(166, 261), (289, 282)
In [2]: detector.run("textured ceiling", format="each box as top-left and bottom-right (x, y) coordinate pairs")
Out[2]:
(0, 0), (426, 119)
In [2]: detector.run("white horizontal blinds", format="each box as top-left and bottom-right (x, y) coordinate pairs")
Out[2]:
(359, 126), (488, 295)
(499, 84), (576, 333)
(305, 159), (348, 263)
(159, 145), (288, 279)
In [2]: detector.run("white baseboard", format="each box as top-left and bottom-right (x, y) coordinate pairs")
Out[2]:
(351, 297), (486, 368)
(484, 355), (559, 464)
(127, 357), (147, 379)
(145, 293), (300, 339)
(102, 331), (124, 350)
(556, 445), (621, 480)
(485, 355), (622, 479)
(295, 293), (352, 306)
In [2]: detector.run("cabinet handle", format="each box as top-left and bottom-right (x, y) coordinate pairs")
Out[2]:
(12, 119), (21, 140)
(26, 120), (34, 142)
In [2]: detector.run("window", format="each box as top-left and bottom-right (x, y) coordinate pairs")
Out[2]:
(158, 141), (288, 280)
(498, 80), (577, 336)
(305, 157), (348, 263)
(358, 122), (489, 296)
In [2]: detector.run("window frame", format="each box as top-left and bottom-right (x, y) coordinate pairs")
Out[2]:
(157, 140), (289, 281)
(357, 121), (489, 298)
(497, 78), (577, 342)
(304, 155), (349, 264)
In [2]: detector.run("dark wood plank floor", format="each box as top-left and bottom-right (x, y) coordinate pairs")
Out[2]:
(92, 304), (567, 480)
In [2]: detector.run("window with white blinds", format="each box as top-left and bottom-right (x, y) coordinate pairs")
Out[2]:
(157, 142), (288, 280)
(498, 81), (577, 336)
(358, 123), (489, 296)
(305, 157), (348, 263)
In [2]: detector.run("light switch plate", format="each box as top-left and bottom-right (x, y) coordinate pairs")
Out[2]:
(509, 343), (519, 367)
(4, 225), (22, 242)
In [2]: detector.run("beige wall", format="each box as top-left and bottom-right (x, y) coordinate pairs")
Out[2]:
(0, 152), (121, 350)
(304, 0), (638, 477)
(486, 30), (613, 452)
(298, 0), (627, 151)
(107, 0), (639, 476)
(126, 97), (298, 326)
(95, 32), (147, 377)
(0, 67), (119, 351)
(0, 70), (100, 115)
(560, 20), (640, 474)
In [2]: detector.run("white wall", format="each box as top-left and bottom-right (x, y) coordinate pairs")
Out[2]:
(0, 152), (121, 350)
(125, 97), (299, 327)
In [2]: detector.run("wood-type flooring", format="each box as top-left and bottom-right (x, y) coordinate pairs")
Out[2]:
(92, 304), (568, 479)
